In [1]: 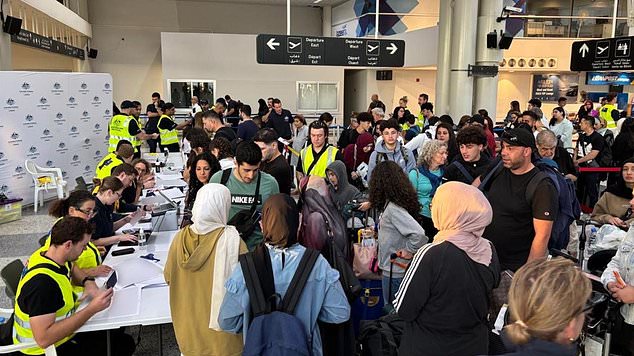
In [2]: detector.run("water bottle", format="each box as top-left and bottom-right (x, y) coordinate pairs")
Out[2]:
(155, 157), (161, 173)
(138, 228), (146, 247)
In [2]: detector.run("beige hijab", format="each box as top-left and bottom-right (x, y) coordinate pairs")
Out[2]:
(431, 181), (493, 265)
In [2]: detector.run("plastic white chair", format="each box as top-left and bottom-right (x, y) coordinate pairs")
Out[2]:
(0, 308), (57, 355)
(24, 160), (68, 213)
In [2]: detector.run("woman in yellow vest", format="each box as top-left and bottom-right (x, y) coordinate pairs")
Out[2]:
(158, 102), (189, 152)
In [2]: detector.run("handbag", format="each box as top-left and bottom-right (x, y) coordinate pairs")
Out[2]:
(353, 228), (381, 280)
(222, 169), (262, 241)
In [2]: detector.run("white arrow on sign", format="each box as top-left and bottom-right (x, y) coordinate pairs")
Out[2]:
(579, 43), (589, 58)
(386, 43), (398, 55)
(267, 38), (280, 50)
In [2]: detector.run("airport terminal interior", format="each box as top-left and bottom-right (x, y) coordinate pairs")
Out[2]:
(2, 0), (634, 355)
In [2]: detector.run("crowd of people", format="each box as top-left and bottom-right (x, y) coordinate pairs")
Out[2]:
(6, 90), (634, 356)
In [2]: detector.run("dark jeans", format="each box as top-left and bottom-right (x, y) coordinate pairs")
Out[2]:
(147, 138), (159, 153)
(577, 171), (600, 207)
(52, 329), (135, 356)
(421, 215), (438, 243)
(613, 312), (634, 356)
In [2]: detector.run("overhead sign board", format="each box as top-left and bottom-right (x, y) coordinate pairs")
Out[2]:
(11, 29), (85, 60)
(586, 71), (634, 85)
(256, 34), (405, 67)
(571, 36), (633, 71)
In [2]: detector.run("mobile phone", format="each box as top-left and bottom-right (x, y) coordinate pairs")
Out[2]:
(106, 271), (117, 289)
(122, 229), (135, 234)
(613, 270), (626, 288)
(118, 240), (139, 247)
(111, 247), (135, 256)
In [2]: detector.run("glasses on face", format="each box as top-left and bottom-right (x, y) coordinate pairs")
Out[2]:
(76, 208), (95, 217)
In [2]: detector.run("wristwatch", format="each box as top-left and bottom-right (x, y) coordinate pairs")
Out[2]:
(81, 276), (95, 286)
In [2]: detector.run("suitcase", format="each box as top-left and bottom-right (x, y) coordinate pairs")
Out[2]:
(351, 279), (383, 335)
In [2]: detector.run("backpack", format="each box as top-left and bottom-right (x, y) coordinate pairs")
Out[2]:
(357, 313), (405, 356)
(449, 161), (475, 183)
(240, 247), (320, 356)
(577, 132), (613, 167)
(298, 187), (350, 261)
(479, 159), (581, 250)
(375, 145), (410, 167)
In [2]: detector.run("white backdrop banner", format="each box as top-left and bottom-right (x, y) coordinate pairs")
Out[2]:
(0, 72), (113, 205)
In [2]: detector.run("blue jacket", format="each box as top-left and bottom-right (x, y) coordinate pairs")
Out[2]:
(218, 243), (351, 356)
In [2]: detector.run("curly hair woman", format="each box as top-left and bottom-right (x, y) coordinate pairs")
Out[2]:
(186, 152), (221, 214)
(369, 160), (428, 306)
(409, 139), (448, 242)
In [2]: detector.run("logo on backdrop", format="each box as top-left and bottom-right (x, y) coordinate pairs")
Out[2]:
(26, 145), (40, 159)
(79, 82), (89, 94)
(19, 82), (33, 96)
(82, 138), (91, 150)
(54, 112), (66, 126)
(8, 132), (22, 146)
(92, 96), (102, 107)
(93, 123), (103, 134)
(46, 160), (54, 167)
(3, 97), (18, 112)
(70, 154), (82, 167)
(93, 150), (102, 160)
(81, 110), (91, 122)
(56, 141), (68, 154)
(84, 165), (91, 172)
(13, 165), (26, 179)
(0, 185), (7, 193)
(51, 82), (64, 95)
(69, 126), (80, 138)
(102, 82), (112, 94)
(22, 114), (37, 128)
(41, 128), (53, 142)
(67, 96), (78, 108)
(37, 96), (50, 110)
(62, 170), (68, 179)
(0, 152), (7, 167)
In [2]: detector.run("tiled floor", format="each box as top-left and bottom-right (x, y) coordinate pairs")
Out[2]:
(0, 200), (181, 355)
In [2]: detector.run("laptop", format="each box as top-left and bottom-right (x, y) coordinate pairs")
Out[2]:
(152, 190), (181, 215)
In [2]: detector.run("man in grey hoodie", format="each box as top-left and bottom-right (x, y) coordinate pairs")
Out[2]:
(367, 118), (416, 181)
(326, 161), (368, 219)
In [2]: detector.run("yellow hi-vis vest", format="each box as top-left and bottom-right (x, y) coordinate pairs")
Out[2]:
(599, 104), (618, 129)
(300, 145), (338, 178)
(43, 218), (102, 295)
(108, 114), (140, 152)
(13, 251), (77, 354)
(158, 115), (178, 146)
(95, 152), (123, 180)
(131, 117), (142, 150)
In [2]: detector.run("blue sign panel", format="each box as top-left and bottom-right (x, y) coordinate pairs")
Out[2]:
(586, 72), (634, 85)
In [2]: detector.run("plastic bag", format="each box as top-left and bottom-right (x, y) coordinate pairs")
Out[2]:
(594, 224), (627, 251)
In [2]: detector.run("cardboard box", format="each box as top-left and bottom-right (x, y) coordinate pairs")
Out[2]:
(0, 198), (23, 225)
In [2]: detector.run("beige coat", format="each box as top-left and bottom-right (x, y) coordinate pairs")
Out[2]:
(164, 226), (247, 356)
(591, 192), (634, 225)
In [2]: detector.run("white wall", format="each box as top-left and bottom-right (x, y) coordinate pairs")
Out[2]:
(161, 32), (344, 120)
(366, 69), (437, 116)
(344, 69), (368, 116)
(88, 0), (323, 105)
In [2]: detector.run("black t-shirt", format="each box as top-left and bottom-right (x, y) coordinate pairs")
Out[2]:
(237, 120), (259, 141)
(443, 154), (492, 184)
(553, 146), (576, 177)
(226, 100), (238, 117)
(482, 167), (558, 271)
(158, 116), (178, 131)
(128, 118), (142, 137)
(90, 197), (114, 240)
(577, 131), (605, 166)
(396, 242), (500, 356)
(266, 109), (293, 139)
(17, 258), (69, 317)
(261, 154), (292, 195)
(145, 117), (159, 134)
(215, 126), (237, 142)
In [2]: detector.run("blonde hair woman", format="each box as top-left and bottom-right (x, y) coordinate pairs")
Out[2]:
(502, 258), (591, 355)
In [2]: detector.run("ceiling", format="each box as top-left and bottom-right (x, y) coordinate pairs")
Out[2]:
(174, 0), (349, 6)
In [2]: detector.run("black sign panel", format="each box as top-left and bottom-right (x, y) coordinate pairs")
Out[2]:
(256, 34), (405, 67)
(11, 29), (85, 60)
(571, 36), (633, 71)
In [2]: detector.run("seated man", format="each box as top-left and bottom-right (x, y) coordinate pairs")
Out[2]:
(13, 217), (134, 356)
(94, 140), (134, 180)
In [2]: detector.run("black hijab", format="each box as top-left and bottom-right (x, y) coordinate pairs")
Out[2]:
(605, 158), (634, 199)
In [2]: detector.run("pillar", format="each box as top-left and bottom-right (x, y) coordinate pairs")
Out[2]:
(447, 0), (479, 119)
(628, 0), (634, 36)
(473, 0), (503, 121)
(322, 5), (332, 37)
(0, 0), (13, 70)
(434, 0), (452, 116)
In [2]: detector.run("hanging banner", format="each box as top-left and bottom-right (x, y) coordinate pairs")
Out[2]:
(0, 72), (113, 205)
(531, 74), (579, 102)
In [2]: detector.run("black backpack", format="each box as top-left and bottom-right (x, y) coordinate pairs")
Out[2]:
(357, 313), (405, 356)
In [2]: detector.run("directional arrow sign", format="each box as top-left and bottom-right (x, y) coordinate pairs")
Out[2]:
(267, 38), (280, 50)
(571, 36), (634, 71)
(386, 43), (398, 55)
(579, 43), (589, 58)
(256, 34), (405, 67)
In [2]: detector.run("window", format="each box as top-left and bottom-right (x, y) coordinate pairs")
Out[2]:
(167, 80), (215, 109)
(297, 82), (339, 113)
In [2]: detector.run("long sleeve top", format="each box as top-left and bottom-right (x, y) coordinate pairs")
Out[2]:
(377, 202), (427, 276)
(601, 227), (634, 325)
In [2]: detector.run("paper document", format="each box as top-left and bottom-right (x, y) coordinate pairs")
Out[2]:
(91, 286), (141, 320)
(112, 258), (164, 289)
(160, 187), (185, 199)
(155, 178), (187, 188)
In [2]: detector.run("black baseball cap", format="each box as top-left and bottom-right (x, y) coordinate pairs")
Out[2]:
(200, 99), (209, 105)
(501, 128), (536, 149)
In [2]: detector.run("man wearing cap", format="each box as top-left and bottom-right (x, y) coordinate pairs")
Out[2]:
(202, 110), (237, 142)
(108, 100), (158, 158)
(477, 127), (558, 273)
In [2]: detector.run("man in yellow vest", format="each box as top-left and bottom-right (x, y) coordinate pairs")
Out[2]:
(296, 120), (343, 179)
(94, 140), (134, 180)
(13, 217), (134, 355)
(108, 100), (158, 158)
(599, 93), (619, 131)
(157, 102), (189, 152)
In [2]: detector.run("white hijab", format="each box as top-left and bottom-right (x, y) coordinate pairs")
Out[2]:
(190, 183), (241, 330)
